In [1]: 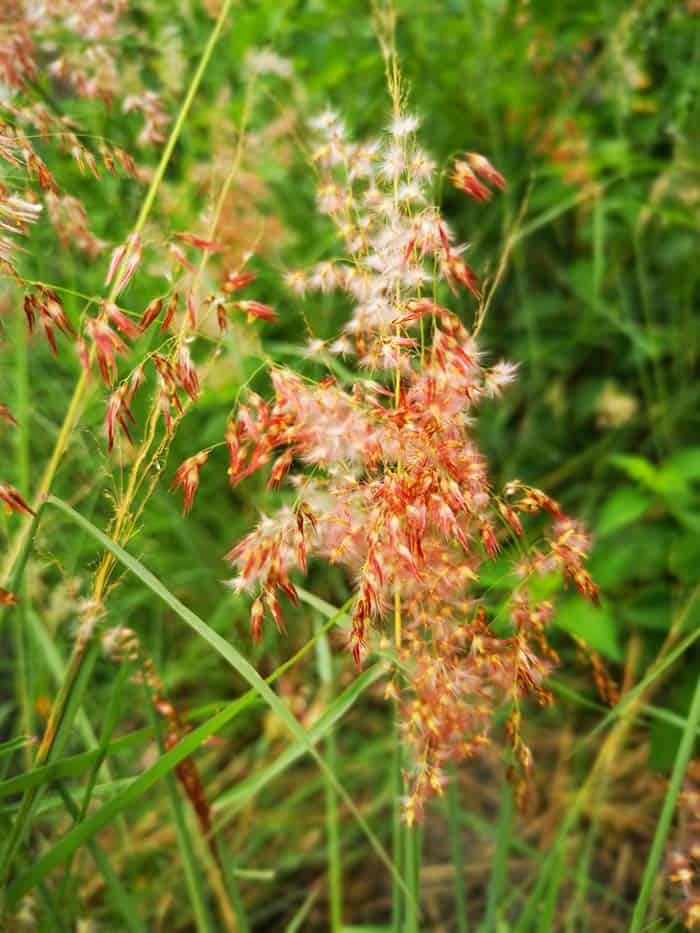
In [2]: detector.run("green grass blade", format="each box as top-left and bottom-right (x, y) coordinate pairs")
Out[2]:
(6, 691), (263, 903)
(56, 783), (146, 933)
(215, 666), (383, 812)
(0, 736), (35, 761)
(446, 767), (469, 933)
(0, 728), (152, 799)
(39, 496), (408, 901)
(314, 614), (343, 933)
(629, 674), (700, 933)
(391, 709), (404, 933)
(403, 824), (421, 933)
(146, 697), (215, 933)
(285, 887), (320, 933)
(485, 782), (513, 931)
(0, 638), (100, 892)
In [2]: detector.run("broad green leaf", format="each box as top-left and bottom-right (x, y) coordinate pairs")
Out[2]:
(555, 597), (621, 661)
(609, 454), (661, 490)
(670, 532), (700, 584)
(621, 585), (672, 632)
(596, 486), (652, 537)
(662, 447), (700, 483)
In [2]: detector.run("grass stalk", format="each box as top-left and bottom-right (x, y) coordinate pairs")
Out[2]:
(0, 0), (236, 597)
(629, 674), (700, 933)
(403, 822), (421, 933)
(56, 783), (146, 933)
(391, 715), (403, 933)
(7, 497), (407, 908)
(0, 0), (236, 903)
(146, 697), (216, 933)
(485, 781), (513, 931)
(446, 766), (469, 933)
(315, 617), (343, 932)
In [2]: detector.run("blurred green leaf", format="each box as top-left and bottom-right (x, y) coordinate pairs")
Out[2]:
(609, 455), (661, 491)
(620, 585), (672, 632)
(596, 486), (653, 537)
(555, 598), (622, 661)
(670, 532), (700, 584)
(663, 447), (700, 483)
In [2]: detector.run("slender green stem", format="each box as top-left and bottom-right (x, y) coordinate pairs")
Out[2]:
(391, 714), (404, 933)
(446, 767), (468, 933)
(0, 0), (236, 596)
(0, 636), (100, 893)
(314, 617), (343, 932)
(403, 823), (421, 933)
(56, 660), (131, 906)
(55, 784), (146, 933)
(145, 695), (215, 933)
(485, 781), (513, 931)
(9, 496), (407, 908)
(629, 675), (700, 933)
(0, 0), (237, 900)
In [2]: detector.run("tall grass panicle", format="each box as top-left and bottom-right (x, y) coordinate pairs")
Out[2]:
(175, 104), (607, 822)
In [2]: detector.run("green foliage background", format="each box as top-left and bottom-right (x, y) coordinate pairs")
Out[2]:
(1, 0), (698, 929)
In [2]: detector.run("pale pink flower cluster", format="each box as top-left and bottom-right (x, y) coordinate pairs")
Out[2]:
(213, 108), (601, 819)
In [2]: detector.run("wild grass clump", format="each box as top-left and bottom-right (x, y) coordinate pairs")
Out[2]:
(0, 2), (698, 931)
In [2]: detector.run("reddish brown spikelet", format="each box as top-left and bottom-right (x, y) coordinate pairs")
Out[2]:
(139, 297), (163, 332)
(0, 404), (17, 427)
(575, 639), (619, 705)
(223, 270), (256, 293)
(236, 300), (278, 323)
(25, 289), (75, 354)
(214, 299), (228, 333)
(505, 481), (564, 519)
(250, 596), (265, 643)
(0, 482), (34, 516)
(268, 448), (294, 489)
(161, 292), (178, 331)
(104, 301), (140, 339)
(0, 587), (18, 606)
(399, 298), (450, 325)
(105, 233), (141, 294)
(23, 294), (37, 332)
(450, 160), (491, 202)
(76, 337), (90, 376)
(498, 500), (523, 537)
(480, 521), (500, 558)
(105, 383), (135, 451)
(445, 255), (481, 299)
(169, 243), (195, 273)
(176, 345), (199, 400)
(85, 319), (127, 384)
(466, 152), (506, 190)
(171, 450), (209, 514)
(264, 588), (286, 634)
(99, 144), (116, 174)
(186, 289), (197, 328)
(349, 599), (369, 668)
(114, 147), (138, 178)
(175, 232), (222, 252)
(128, 364), (145, 401)
(225, 418), (247, 483)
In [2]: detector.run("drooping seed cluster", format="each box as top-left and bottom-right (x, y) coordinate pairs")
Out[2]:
(0, 1), (170, 273)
